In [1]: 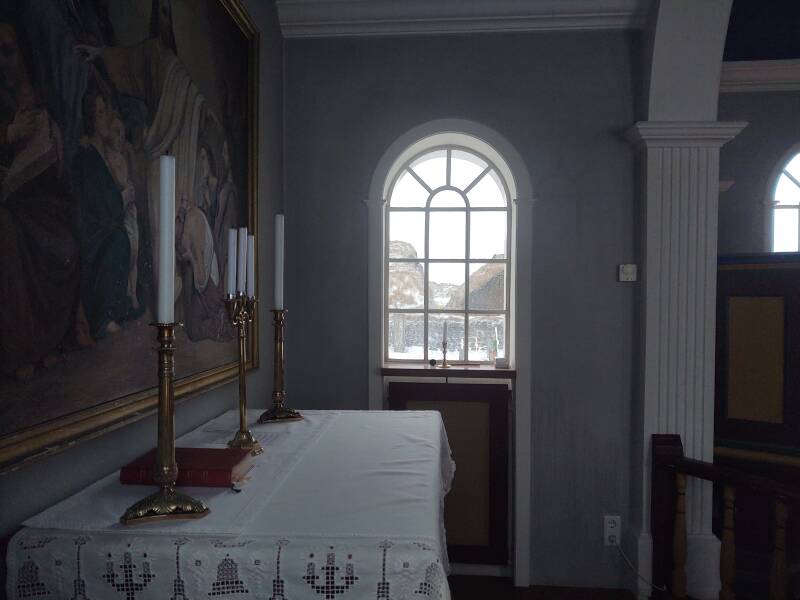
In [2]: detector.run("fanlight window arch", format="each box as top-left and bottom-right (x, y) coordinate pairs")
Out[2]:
(385, 145), (511, 363)
(772, 152), (800, 252)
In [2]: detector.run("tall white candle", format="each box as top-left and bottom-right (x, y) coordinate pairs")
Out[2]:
(226, 229), (237, 296)
(443, 320), (448, 342)
(247, 235), (255, 298)
(237, 227), (247, 294)
(274, 214), (284, 309)
(157, 155), (175, 323)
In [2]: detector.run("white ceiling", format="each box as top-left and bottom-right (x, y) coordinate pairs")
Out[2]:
(276, 0), (651, 38)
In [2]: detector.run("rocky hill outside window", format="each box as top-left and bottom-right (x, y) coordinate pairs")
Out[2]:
(385, 146), (511, 363)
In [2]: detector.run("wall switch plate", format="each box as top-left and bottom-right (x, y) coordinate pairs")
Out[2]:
(618, 264), (638, 282)
(604, 515), (621, 546)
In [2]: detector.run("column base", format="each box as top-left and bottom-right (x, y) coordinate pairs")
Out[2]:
(632, 529), (652, 600)
(687, 533), (721, 600)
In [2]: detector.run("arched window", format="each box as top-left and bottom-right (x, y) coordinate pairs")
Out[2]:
(385, 145), (512, 363)
(771, 151), (800, 252)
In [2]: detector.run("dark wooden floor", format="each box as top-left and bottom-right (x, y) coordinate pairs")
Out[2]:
(448, 576), (636, 599)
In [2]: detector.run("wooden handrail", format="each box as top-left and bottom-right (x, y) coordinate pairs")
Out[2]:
(655, 445), (800, 503)
(651, 434), (797, 600)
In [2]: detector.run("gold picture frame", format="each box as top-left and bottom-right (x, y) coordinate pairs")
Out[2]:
(0, 0), (260, 472)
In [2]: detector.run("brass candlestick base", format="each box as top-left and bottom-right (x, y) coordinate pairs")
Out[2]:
(227, 428), (263, 452)
(121, 486), (209, 525)
(225, 295), (263, 455)
(121, 323), (209, 525)
(439, 340), (450, 368)
(258, 310), (303, 424)
(259, 392), (303, 423)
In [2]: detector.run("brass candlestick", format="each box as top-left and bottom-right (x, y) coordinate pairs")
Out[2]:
(121, 323), (209, 525)
(440, 340), (450, 368)
(225, 294), (263, 455)
(258, 309), (303, 423)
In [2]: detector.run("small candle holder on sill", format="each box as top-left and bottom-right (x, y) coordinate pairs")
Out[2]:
(258, 309), (303, 424)
(121, 323), (209, 525)
(439, 340), (450, 369)
(224, 293), (263, 455)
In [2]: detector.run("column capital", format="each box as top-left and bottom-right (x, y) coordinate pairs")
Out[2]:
(626, 121), (748, 149)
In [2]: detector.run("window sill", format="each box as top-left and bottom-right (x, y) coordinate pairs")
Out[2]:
(382, 364), (516, 379)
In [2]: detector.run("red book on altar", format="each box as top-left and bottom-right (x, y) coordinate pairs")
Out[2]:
(120, 447), (254, 487)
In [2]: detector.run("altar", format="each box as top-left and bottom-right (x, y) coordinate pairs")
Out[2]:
(6, 410), (454, 599)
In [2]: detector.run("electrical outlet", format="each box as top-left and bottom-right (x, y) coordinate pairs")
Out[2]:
(604, 515), (621, 546)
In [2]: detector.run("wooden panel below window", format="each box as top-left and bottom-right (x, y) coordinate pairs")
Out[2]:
(715, 254), (800, 451)
(727, 297), (784, 424)
(407, 399), (491, 547)
(388, 382), (509, 565)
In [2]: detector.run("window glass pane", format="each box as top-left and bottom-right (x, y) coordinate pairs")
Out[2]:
(388, 211), (425, 258)
(388, 313), (424, 360)
(429, 263), (465, 309)
(468, 263), (506, 310)
(468, 314), (506, 361)
(428, 314), (465, 361)
(470, 211), (507, 259)
(430, 189), (465, 207)
(785, 154), (800, 180)
(467, 169), (506, 207)
(410, 149), (447, 190)
(775, 173), (800, 206)
(429, 211), (466, 259)
(390, 170), (428, 207)
(773, 209), (799, 252)
(388, 261), (424, 309)
(451, 149), (487, 190)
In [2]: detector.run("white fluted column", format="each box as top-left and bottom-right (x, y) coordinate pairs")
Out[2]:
(628, 121), (746, 600)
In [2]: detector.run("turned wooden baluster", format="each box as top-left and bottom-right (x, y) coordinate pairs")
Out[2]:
(769, 497), (788, 600)
(720, 486), (736, 600)
(673, 471), (688, 598)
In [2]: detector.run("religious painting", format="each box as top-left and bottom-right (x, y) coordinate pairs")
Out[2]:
(0, 0), (259, 470)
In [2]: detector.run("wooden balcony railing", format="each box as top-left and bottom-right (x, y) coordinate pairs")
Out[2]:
(651, 434), (799, 600)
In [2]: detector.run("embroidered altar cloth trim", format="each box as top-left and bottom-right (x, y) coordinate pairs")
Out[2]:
(7, 410), (455, 600)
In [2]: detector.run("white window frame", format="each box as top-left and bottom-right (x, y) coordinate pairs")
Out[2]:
(384, 145), (512, 364)
(767, 144), (800, 252)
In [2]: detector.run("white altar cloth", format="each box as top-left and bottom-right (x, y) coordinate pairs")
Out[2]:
(6, 410), (454, 600)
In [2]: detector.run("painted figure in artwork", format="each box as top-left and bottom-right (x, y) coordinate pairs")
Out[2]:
(72, 87), (135, 338)
(74, 2), (237, 335)
(107, 113), (140, 311)
(0, 22), (81, 380)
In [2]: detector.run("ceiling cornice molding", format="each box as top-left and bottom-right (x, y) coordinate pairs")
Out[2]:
(276, 0), (649, 38)
(626, 121), (748, 148)
(720, 60), (800, 94)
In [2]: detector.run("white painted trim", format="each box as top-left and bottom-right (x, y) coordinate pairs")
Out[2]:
(720, 59), (800, 94)
(365, 194), (386, 411)
(627, 121), (749, 148)
(277, 0), (647, 38)
(512, 194), (533, 588)
(367, 118), (533, 587)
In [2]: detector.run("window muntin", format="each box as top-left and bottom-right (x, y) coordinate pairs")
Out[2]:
(385, 145), (511, 363)
(772, 152), (800, 252)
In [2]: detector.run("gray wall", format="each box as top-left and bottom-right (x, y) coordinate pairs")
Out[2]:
(718, 91), (800, 255)
(0, 0), (281, 546)
(284, 31), (639, 588)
